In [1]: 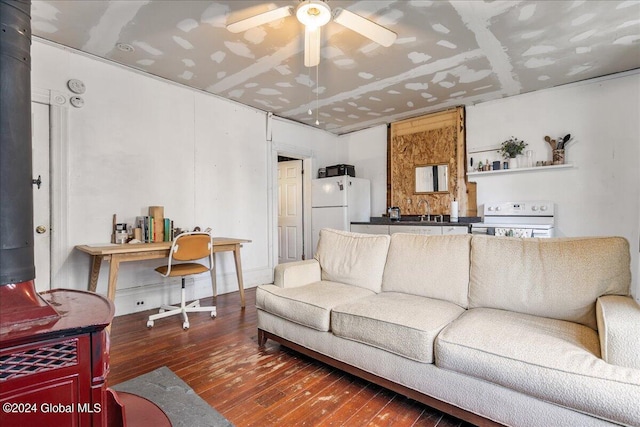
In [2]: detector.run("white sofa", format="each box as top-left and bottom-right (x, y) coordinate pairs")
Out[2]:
(256, 229), (640, 427)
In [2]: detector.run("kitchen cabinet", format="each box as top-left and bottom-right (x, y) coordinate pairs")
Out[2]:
(352, 223), (469, 236)
(389, 225), (442, 235)
(442, 225), (470, 235)
(351, 224), (390, 235)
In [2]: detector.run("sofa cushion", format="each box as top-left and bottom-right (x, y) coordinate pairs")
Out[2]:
(315, 229), (391, 293)
(332, 292), (465, 363)
(256, 281), (375, 331)
(436, 308), (640, 426)
(469, 235), (631, 329)
(382, 233), (471, 308)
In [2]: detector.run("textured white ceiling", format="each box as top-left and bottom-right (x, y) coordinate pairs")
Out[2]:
(32, 1), (640, 135)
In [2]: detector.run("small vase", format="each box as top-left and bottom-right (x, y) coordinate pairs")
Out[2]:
(509, 157), (518, 169)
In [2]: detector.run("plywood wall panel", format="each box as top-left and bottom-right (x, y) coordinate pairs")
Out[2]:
(390, 107), (474, 216)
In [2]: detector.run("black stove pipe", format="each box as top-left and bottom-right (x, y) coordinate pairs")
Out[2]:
(0, 0), (34, 286)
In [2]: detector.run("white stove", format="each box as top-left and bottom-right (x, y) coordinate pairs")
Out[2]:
(471, 201), (555, 238)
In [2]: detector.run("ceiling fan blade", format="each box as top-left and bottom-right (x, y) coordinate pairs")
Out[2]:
(332, 8), (397, 47)
(304, 26), (321, 67)
(227, 5), (294, 33)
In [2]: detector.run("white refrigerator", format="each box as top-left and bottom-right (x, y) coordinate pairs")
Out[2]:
(312, 176), (371, 253)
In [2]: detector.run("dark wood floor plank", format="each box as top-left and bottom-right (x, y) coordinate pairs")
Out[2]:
(275, 373), (368, 426)
(411, 407), (448, 427)
(224, 363), (329, 424)
(108, 287), (474, 427)
(336, 387), (398, 426)
(234, 362), (340, 426)
(314, 379), (381, 426)
(367, 395), (425, 427)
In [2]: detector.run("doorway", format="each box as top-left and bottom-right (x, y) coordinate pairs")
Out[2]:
(32, 100), (51, 292)
(277, 157), (303, 263)
(30, 88), (69, 291)
(270, 144), (313, 270)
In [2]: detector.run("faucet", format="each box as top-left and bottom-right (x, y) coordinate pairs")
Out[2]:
(418, 199), (430, 222)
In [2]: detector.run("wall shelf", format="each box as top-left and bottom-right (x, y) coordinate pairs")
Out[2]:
(467, 163), (573, 177)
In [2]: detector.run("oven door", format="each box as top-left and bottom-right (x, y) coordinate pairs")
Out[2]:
(472, 224), (554, 238)
(532, 227), (554, 238)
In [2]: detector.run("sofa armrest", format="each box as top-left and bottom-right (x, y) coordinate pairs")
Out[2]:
(273, 259), (321, 288)
(596, 295), (640, 369)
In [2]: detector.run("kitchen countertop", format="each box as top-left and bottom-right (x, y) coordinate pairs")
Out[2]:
(352, 216), (481, 227)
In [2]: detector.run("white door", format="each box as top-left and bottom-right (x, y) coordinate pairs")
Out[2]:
(278, 160), (303, 263)
(32, 101), (51, 291)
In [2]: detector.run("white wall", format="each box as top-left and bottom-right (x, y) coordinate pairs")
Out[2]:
(342, 125), (388, 217)
(345, 72), (640, 301)
(32, 39), (339, 315)
(467, 72), (640, 301)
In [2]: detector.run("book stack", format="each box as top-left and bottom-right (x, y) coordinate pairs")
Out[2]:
(136, 206), (175, 243)
(136, 216), (152, 243)
(164, 218), (174, 242)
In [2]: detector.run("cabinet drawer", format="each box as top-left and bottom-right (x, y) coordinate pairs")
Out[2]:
(389, 225), (442, 235)
(350, 224), (390, 235)
(442, 226), (469, 235)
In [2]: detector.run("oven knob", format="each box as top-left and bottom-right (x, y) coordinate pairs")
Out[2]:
(531, 205), (538, 211)
(488, 206), (494, 211)
(495, 206), (501, 211)
(540, 205), (548, 211)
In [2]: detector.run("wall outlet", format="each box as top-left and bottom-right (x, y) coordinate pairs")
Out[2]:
(135, 300), (145, 306)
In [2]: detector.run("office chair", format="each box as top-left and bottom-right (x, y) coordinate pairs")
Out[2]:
(147, 231), (216, 330)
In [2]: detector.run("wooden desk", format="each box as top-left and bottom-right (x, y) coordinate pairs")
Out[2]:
(75, 238), (251, 308)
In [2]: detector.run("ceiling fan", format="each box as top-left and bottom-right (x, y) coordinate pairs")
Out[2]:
(227, 0), (397, 67)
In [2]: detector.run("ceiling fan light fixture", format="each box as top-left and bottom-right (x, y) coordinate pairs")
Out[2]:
(296, 1), (331, 29)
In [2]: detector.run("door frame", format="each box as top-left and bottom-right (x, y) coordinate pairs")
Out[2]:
(32, 88), (69, 289)
(268, 142), (313, 272)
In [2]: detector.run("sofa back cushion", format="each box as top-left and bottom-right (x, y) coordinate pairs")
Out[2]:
(382, 233), (471, 308)
(315, 228), (391, 293)
(469, 235), (631, 330)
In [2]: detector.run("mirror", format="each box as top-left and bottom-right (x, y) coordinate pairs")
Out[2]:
(415, 164), (449, 193)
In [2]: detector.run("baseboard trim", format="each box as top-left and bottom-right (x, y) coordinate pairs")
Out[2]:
(113, 266), (272, 316)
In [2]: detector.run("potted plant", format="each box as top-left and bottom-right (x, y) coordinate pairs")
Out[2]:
(498, 137), (527, 168)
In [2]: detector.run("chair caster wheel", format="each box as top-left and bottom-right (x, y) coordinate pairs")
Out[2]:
(159, 308), (165, 313)
(182, 322), (189, 330)
(147, 320), (154, 328)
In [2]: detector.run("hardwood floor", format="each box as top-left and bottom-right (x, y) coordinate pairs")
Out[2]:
(108, 287), (473, 427)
